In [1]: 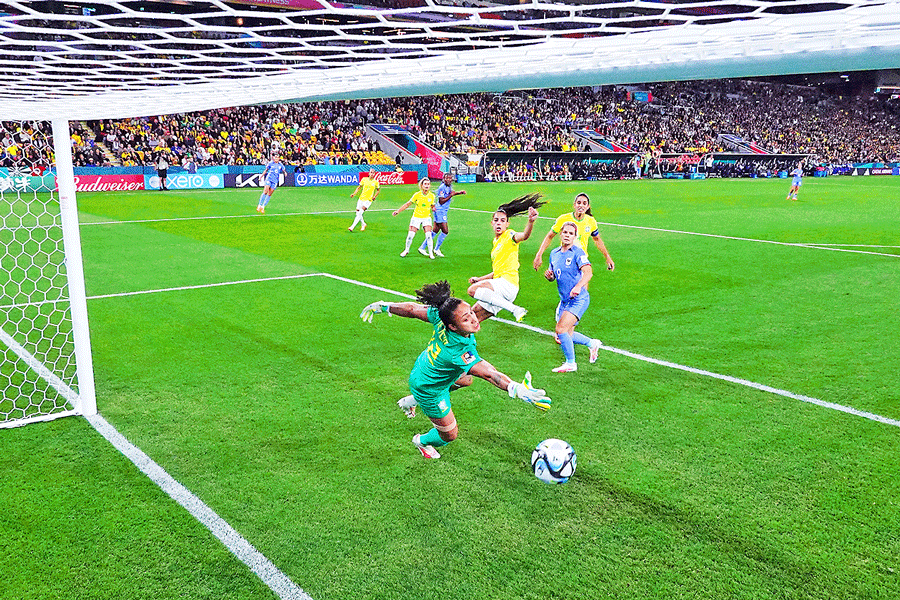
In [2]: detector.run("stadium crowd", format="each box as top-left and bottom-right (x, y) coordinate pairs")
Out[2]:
(5, 78), (897, 170)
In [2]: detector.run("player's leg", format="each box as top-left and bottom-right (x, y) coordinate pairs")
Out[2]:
(259, 185), (275, 212)
(424, 225), (434, 258)
(400, 374), (471, 419)
(349, 200), (367, 231)
(468, 279), (526, 322)
(257, 185), (270, 212)
(553, 310), (580, 372)
(401, 224), (418, 257)
(413, 399), (458, 459)
(433, 221), (449, 256)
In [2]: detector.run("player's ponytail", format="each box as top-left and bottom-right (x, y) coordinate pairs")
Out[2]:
(496, 192), (546, 218)
(416, 280), (462, 329)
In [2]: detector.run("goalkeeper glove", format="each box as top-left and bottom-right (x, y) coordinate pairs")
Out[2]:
(508, 371), (551, 411)
(360, 301), (392, 323)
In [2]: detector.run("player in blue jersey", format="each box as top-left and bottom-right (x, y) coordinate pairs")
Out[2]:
(360, 281), (551, 459)
(544, 221), (603, 373)
(786, 160), (804, 201)
(418, 171), (466, 257)
(256, 151), (287, 214)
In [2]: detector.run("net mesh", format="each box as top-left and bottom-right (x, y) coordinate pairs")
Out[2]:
(1, 0), (899, 120)
(0, 120), (79, 428)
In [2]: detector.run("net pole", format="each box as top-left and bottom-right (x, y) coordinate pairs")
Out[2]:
(51, 119), (97, 416)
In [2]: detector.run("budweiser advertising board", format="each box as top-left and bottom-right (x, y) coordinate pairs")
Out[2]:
(358, 171), (419, 185)
(68, 174), (146, 192)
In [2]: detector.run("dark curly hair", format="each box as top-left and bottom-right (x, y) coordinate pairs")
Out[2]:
(496, 192), (546, 218)
(416, 280), (463, 329)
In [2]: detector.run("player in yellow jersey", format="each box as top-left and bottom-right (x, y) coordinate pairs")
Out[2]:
(467, 193), (546, 323)
(393, 177), (436, 258)
(533, 192), (614, 272)
(348, 168), (381, 232)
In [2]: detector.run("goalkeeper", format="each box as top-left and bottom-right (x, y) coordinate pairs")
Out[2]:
(361, 280), (551, 460)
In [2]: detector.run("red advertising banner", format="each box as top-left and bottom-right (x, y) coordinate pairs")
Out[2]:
(358, 171), (419, 185)
(412, 140), (446, 179)
(69, 174), (146, 192)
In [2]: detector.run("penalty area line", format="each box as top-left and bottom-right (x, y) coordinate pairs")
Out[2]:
(81, 208), (395, 227)
(331, 272), (900, 429)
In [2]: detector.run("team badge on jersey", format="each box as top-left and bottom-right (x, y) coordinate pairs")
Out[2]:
(565, 257), (573, 266)
(461, 351), (476, 364)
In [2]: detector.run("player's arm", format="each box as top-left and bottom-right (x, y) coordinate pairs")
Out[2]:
(392, 200), (412, 216)
(591, 232), (615, 271)
(360, 301), (429, 323)
(570, 264), (593, 297)
(438, 193), (452, 205)
(513, 206), (538, 244)
(469, 360), (551, 411)
(468, 271), (494, 284)
(350, 184), (362, 197)
(533, 229), (556, 270)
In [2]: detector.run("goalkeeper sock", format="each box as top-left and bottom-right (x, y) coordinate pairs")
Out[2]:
(558, 332), (576, 363)
(572, 332), (592, 346)
(472, 286), (519, 313)
(434, 231), (448, 250)
(403, 231), (415, 253)
(419, 427), (449, 448)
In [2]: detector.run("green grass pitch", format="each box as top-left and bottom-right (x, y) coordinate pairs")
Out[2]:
(2, 177), (899, 599)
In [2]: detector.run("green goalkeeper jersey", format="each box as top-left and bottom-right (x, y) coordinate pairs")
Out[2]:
(408, 307), (482, 401)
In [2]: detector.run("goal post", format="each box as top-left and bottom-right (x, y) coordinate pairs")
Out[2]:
(52, 118), (97, 418)
(0, 119), (96, 428)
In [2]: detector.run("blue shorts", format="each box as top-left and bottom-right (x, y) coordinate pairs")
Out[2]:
(556, 291), (590, 322)
(265, 179), (280, 189)
(433, 210), (449, 224)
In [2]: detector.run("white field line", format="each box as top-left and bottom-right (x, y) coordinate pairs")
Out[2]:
(0, 325), (79, 429)
(80, 206), (897, 258)
(86, 412), (313, 600)
(80, 208), (395, 227)
(82, 270), (900, 429)
(453, 208), (900, 259)
(2, 306), (312, 598)
(326, 273), (900, 429)
(803, 244), (900, 248)
(86, 273), (324, 300)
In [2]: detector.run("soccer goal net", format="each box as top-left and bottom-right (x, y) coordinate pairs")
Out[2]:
(0, 120), (95, 428)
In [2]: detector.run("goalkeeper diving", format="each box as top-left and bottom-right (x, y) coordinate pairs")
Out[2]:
(360, 280), (551, 459)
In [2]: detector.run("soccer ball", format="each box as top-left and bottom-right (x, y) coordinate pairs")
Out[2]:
(531, 438), (576, 484)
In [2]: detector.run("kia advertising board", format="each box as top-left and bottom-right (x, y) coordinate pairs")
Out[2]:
(225, 172), (287, 188)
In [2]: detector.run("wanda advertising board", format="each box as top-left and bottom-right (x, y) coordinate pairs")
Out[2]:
(358, 171), (419, 185)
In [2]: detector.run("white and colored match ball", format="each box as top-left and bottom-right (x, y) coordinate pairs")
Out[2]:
(531, 438), (576, 484)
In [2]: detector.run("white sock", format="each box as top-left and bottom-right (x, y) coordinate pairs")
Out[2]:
(350, 210), (363, 230)
(404, 231), (415, 253)
(472, 286), (520, 313)
(426, 232), (434, 255)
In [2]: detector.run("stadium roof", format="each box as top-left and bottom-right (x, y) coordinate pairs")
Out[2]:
(2, 0), (900, 120)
